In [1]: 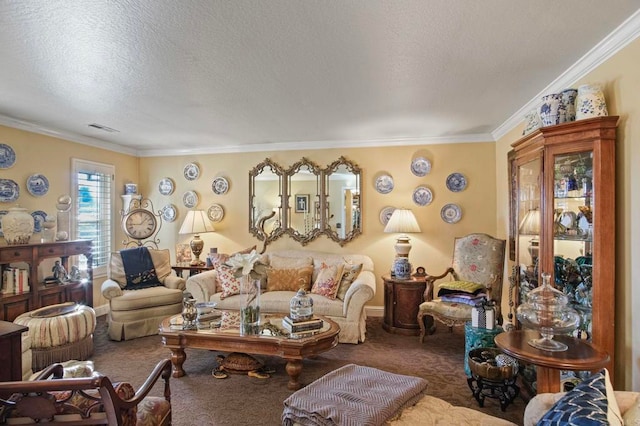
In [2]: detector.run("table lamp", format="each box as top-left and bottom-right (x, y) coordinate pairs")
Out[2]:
(384, 208), (421, 279)
(179, 210), (215, 265)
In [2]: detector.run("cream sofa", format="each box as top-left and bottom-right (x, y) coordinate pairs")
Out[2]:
(185, 249), (375, 344)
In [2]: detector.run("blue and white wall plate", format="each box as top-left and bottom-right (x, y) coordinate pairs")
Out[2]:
(0, 144), (16, 169)
(375, 174), (394, 194)
(411, 157), (431, 177)
(183, 162), (200, 181)
(211, 177), (229, 195)
(446, 173), (467, 192)
(27, 174), (49, 197)
(441, 203), (462, 224)
(162, 204), (178, 222)
(0, 179), (19, 202)
(31, 210), (48, 232)
(183, 190), (199, 208)
(158, 177), (175, 195)
(412, 186), (433, 206)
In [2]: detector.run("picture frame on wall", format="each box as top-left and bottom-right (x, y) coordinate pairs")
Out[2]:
(295, 194), (309, 213)
(176, 244), (192, 264)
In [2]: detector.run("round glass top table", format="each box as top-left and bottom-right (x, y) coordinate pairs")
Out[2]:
(494, 330), (610, 393)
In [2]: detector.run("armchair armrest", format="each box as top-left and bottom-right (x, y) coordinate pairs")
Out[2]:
(185, 269), (219, 303)
(423, 267), (455, 300)
(162, 275), (186, 290)
(101, 279), (123, 300)
(342, 270), (376, 318)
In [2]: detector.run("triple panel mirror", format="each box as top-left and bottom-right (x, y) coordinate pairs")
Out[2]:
(249, 156), (361, 251)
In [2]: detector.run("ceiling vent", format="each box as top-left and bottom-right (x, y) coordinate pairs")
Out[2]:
(88, 123), (119, 133)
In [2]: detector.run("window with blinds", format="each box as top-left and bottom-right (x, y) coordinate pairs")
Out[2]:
(72, 159), (114, 274)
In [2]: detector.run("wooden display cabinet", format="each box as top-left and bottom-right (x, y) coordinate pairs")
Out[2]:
(0, 240), (93, 321)
(507, 116), (617, 392)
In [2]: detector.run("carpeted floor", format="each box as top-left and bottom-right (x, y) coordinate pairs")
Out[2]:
(89, 315), (525, 425)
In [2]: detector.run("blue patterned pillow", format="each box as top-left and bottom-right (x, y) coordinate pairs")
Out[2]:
(537, 369), (622, 426)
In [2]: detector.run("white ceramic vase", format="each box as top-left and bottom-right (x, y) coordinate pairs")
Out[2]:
(575, 84), (608, 120)
(539, 93), (562, 126)
(522, 108), (542, 135)
(2, 207), (34, 245)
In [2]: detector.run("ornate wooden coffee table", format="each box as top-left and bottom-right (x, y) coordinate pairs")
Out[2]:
(159, 311), (340, 390)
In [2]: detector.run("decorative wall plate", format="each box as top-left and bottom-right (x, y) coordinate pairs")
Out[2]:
(446, 173), (467, 192)
(0, 210), (7, 236)
(31, 210), (48, 232)
(0, 178), (19, 202)
(0, 144), (16, 169)
(183, 190), (199, 208)
(158, 177), (175, 195)
(375, 175), (394, 194)
(207, 204), (225, 222)
(161, 204), (178, 223)
(26, 174), (49, 197)
(212, 177), (229, 195)
(379, 206), (396, 226)
(411, 157), (431, 177)
(412, 186), (433, 206)
(441, 203), (462, 223)
(183, 163), (200, 181)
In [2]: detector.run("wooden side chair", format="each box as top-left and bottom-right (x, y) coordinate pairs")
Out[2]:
(417, 233), (506, 342)
(0, 359), (172, 425)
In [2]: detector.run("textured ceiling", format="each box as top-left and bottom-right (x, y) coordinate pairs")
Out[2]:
(0, 1), (638, 156)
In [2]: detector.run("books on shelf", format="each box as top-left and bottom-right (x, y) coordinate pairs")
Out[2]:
(2, 268), (30, 295)
(282, 316), (323, 333)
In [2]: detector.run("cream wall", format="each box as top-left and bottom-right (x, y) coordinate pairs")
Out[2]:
(0, 125), (140, 306)
(495, 37), (640, 390)
(139, 143), (497, 309)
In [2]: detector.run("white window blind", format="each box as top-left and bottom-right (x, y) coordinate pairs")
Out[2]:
(72, 159), (114, 273)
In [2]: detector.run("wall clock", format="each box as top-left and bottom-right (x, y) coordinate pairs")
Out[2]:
(120, 197), (162, 248)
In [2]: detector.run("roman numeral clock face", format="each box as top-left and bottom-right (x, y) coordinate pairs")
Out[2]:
(124, 209), (157, 240)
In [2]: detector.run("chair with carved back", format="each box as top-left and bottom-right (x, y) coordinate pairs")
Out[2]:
(0, 359), (172, 425)
(417, 233), (506, 342)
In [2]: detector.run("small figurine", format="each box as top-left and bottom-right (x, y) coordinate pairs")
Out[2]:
(51, 260), (69, 283)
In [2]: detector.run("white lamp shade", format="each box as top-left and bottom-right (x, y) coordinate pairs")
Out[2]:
(384, 209), (421, 234)
(179, 210), (215, 235)
(519, 208), (540, 235)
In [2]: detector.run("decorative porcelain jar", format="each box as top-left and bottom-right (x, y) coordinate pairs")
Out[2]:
(559, 88), (578, 123)
(290, 289), (314, 321)
(2, 207), (34, 245)
(575, 84), (608, 120)
(539, 93), (562, 126)
(522, 108), (542, 135)
(393, 257), (411, 280)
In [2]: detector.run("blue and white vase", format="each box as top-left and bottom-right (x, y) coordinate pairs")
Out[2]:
(539, 93), (562, 127)
(576, 84), (608, 120)
(393, 257), (411, 280)
(559, 88), (578, 123)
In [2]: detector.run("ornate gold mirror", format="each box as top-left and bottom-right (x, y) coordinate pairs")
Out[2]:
(285, 158), (322, 245)
(324, 156), (362, 246)
(249, 158), (285, 252)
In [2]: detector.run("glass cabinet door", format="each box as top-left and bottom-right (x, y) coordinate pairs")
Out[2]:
(516, 156), (541, 306)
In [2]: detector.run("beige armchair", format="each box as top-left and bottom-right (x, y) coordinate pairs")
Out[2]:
(417, 233), (506, 342)
(101, 249), (186, 341)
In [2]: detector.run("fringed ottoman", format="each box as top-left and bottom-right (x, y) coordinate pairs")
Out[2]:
(14, 302), (96, 371)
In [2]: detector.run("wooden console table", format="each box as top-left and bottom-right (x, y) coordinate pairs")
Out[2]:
(172, 263), (213, 277)
(0, 321), (28, 381)
(382, 275), (427, 335)
(495, 330), (610, 393)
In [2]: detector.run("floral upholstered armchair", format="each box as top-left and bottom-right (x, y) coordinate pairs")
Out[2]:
(417, 233), (506, 342)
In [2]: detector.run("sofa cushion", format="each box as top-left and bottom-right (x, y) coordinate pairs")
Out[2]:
(537, 369), (622, 426)
(216, 265), (243, 299)
(266, 266), (313, 292)
(336, 263), (363, 300)
(109, 286), (184, 312)
(269, 254), (313, 269)
(311, 263), (344, 299)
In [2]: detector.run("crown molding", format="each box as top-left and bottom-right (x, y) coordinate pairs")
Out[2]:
(492, 8), (640, 141)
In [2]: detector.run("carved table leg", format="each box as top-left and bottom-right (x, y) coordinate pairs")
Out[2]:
(285, 359), (303, 390)
(169, 348), (186, 378)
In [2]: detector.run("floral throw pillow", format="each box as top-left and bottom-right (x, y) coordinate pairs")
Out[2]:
(216, 265), (242, 299)
(266, 266), (313, 292)
(311, 263), (345, 299)
(336, 263), (363, 300)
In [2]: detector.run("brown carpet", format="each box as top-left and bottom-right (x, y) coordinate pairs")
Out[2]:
(90, 315), (525, 425)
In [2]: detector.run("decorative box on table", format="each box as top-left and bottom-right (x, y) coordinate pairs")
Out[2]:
(471, 300), (496, 329)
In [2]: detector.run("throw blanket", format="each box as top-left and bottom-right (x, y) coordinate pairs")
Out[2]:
(282, 364), (428, 426)
(120, 247), (162, 290)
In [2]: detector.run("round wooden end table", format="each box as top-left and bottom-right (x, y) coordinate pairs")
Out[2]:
(494, 330), (610, 393)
